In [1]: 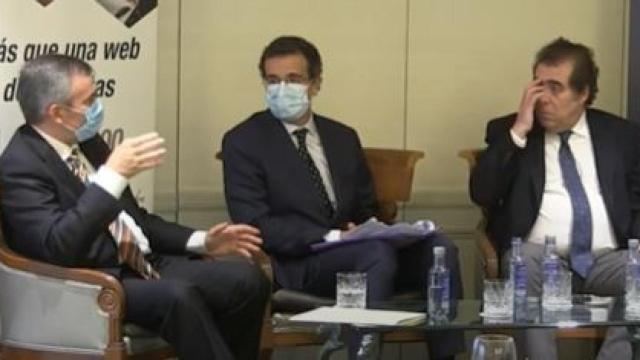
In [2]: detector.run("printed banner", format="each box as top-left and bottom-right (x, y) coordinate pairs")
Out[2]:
(0, 0), (158, 208)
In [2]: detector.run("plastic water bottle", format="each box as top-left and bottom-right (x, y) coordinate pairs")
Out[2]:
(542, 236), (561, 308)
(427, 246), (450, 320)
(510, 237), (528, 319)
(626, 239), (640, 315)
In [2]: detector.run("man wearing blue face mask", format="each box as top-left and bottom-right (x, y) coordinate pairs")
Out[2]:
(222, 36), (464, 360)
(0, 54), (270, 360)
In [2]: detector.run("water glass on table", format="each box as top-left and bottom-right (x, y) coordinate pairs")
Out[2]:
(482, 279), (512, 318)
(336, 272), (367, 308)
(471, 334), (517, 360)
(542, 269), (572, 310)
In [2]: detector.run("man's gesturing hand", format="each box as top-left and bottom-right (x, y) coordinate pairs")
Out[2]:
(205, 222), (263, 259)
(106, 132), (166, 179)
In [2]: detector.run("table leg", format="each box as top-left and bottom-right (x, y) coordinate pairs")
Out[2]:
(345, 325), (361, 360)
(628, 325), (640, 360)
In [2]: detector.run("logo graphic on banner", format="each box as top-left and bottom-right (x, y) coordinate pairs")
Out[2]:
(34, 0), (158, 28)
(94, 0), (158, 28)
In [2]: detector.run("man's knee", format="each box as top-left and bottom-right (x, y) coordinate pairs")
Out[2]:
(502, 242), (544, 272)
(224, 260), (271, 303)
(363, 241), (398, 274)
(163, 281), (204, 309)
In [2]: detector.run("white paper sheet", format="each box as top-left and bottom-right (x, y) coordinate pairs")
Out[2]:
(289, 306), (426, 326)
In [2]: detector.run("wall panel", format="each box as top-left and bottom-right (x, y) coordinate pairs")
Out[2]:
(177, 0), (407, 211)
(406, 0), (627, 194)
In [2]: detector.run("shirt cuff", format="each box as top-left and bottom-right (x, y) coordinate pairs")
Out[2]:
(324, 229), (342, 242)
(510, 128), (527, 148)
(186, 230), (207, 254)
(92, 165), (128, 198)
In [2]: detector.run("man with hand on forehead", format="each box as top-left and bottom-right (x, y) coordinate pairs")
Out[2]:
(471, 38), (640, 360)
(0, 54), (270, 360)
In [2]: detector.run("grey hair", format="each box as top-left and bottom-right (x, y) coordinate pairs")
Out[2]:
(16, 54), (93, 125)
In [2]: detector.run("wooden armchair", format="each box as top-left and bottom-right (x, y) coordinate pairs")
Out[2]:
(457, 148), (605, 341)
(363, 148), (425, 224)
(0, 189), (174, 360)
(457, 149), (499, 279)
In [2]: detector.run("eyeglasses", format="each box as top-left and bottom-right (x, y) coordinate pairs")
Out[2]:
(60, 102), (91, 115)
(263, 75), (310, 86)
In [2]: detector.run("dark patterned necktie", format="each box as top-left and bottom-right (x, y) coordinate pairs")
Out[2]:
(66, 147), (89, 183)
(67, 147), (160, 280)
(558, 131), (593, 278)
(292, 129), (334, 218)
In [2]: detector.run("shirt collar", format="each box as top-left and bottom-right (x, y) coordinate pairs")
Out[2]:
(31, 125), (76, 160)
(282, 114), (318, 138)
(570, 111), (588, 138)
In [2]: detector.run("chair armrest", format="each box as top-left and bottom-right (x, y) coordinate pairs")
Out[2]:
(475, 220), (499, 279)
(0, 241), (125, 354)
(271, 289), (334, 313)
(254, 249), (274, 283)
(457, 149), (482, 168)
(375, 201), (398, 225)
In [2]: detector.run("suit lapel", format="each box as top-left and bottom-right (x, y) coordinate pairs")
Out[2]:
(526, 124), (545, 205)
(587, 111), (614, 203)
(19, 126), (85, 197)
(79, 135), (109, 170)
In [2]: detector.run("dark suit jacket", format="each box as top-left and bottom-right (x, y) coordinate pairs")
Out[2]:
(222, 110), (377, 288)
(470, 108), (640, 253)
(0, 125), (193, 277)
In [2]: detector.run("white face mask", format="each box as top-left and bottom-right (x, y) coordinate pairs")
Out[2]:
(264, 82), (309, 123)
(60, 100), (105, 142)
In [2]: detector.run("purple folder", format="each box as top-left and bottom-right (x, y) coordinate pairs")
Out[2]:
(310, 218), (438, 253)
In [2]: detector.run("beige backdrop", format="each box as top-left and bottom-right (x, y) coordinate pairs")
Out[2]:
(154, 0), (630, 301)
(155, 0), (629, 217)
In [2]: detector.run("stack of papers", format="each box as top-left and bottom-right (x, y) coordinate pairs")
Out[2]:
(289, 306), (426, 326)
(311, 218), (437, 252)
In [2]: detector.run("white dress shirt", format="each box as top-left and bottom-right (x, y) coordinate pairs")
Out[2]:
(33, 126), (207, 254)
(281, 116), (343, 241)
(510, 112), (616, 256)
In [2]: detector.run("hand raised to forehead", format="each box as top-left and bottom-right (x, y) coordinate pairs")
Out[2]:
(512, 79), (545, 139)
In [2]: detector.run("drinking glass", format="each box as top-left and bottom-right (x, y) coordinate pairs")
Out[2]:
(483, 279), (511, 317)
(336, 272), (367, 308)
(471, 334), (517, 360)
(543, 270), (572, 310)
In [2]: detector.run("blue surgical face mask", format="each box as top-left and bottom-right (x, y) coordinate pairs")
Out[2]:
(265, 82), (309, 123)
(75, 100), (104, 142)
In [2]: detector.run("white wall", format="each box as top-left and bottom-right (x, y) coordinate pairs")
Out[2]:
(155, 0), (629, 215)
(154, 0), (630, 303)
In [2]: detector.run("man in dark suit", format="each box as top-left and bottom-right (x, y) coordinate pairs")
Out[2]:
(0, 54), (270, 360)
(471, 37), (640, 359)
(222, 35), (463, 360)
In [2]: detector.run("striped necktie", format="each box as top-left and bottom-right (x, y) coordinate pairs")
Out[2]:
(110, 220), (160, 280)
(66, 147), (160, 280)
(292, 128), (334, 218)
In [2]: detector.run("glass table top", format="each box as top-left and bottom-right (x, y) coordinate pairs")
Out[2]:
(335, 296), (640, 331)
